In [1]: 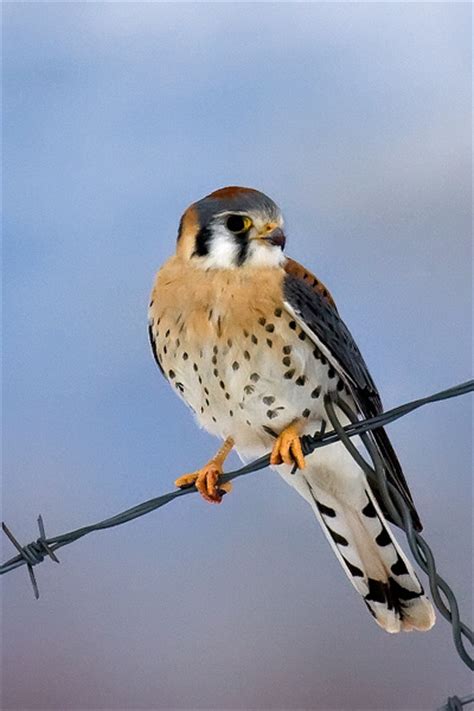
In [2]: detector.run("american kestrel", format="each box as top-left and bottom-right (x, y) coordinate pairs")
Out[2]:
(148, 186), (435, 633)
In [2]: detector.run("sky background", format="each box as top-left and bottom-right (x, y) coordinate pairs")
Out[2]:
(2, 3), (472, 710)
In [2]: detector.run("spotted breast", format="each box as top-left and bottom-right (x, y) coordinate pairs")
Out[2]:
(148, 186), (435, 635)
(148, 256), (344, 460)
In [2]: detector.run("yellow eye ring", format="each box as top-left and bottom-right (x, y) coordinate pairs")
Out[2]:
(226, 214), (253, 234)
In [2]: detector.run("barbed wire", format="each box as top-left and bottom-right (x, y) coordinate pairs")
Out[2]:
(439, 695), (474, 711)
(1, 381), (473, 681)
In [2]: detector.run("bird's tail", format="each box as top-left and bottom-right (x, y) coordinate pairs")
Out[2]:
(304, 475), (435, 633)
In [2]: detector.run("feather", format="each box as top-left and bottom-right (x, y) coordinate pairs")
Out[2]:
(278, 445), (435, 632)
(282, 260), (423, 532)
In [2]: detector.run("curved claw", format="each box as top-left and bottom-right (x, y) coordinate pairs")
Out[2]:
(175, 464), (232, 504)
(270, 424), (306, 470)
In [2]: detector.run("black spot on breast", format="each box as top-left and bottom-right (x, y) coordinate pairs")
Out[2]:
(213, 345), (218, 354)
(311, 387), (321, 399)
(232, 361), (240, 371)
(243, 329), (249, 338)
(262, 396), (275, 405)
(282, 345), (292, 354)
(266, 339), (273, 348)
(327, 367), (336, 378)
(175, 382), (184, 392)
(244, 385), (254, 395)
(227, 338), (233, 348)
(250, 373), (260, 382)
(265, 323), (275, 333)
(298, 331), (306, 341)
(266, 409), (279, 420)
(213, 369), (219, 377)
(295, 375), (307, 386)
(251, 334), (258, 344)
(219, 381), (226, 390)
(212, 355), (217, 365)
(302, 408), (311, 418)
(274, 308), (282, 317)
(282, 356), (291, 367)
(244, 350), (250, 360)
(258, 317), (266, 326)
(289, 321), (297, 330)
(193, 363), (198, 372)
(284, 369), (295, 379)
(168, 370), (175, 379)
(337, 378), (345, 391)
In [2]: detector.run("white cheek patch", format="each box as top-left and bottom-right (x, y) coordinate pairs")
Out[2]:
(196, 225), (240, 269)
(246, 240), (286, 268)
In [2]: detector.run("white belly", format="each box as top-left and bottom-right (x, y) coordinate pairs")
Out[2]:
(153, 308), (346, 459)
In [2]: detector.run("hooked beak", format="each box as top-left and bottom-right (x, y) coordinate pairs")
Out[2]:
(255, 223), (286, 250)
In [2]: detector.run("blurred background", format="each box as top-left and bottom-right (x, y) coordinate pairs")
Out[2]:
(2, 3), (472, 710)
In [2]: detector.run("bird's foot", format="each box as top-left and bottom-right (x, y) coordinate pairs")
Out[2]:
(175, 463), (232, 504)
(270, 423), (306, 469)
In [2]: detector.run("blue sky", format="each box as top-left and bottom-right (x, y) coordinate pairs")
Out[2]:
(2, 3), (472, 710)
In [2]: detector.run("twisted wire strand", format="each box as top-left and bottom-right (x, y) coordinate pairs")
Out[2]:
(440, 695), (474, 711)
(324, 395), (473, 671)
(2, 381), (473, 675)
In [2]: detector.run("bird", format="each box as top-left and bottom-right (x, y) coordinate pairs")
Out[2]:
(148, 186), (435, 633)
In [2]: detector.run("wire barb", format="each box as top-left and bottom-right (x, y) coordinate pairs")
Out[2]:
(323, 394), (473, 671)
(2, 380), (473, 680)
(440, 695), (474, 711)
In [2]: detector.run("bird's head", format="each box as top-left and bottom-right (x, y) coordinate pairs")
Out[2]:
(176, 186), (286, 269)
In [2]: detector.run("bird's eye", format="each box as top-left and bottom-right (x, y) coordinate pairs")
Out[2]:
(226, 215), (252, 234)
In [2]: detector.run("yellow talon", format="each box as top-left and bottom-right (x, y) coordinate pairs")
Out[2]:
(270, 424), (306, 469)
(175, 437), (234, 504)
(174, 472), (200, 488)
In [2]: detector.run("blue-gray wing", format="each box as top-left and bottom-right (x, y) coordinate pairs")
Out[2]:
(283, 261), (423, 532)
